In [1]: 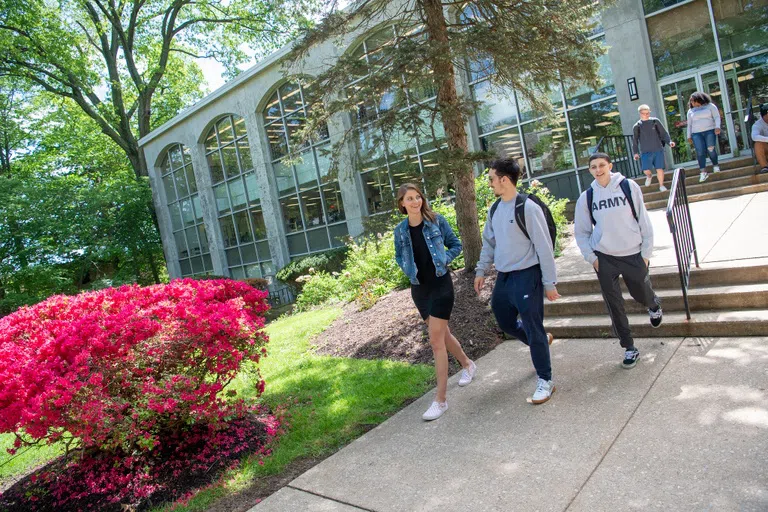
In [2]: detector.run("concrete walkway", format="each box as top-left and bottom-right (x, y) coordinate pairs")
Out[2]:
(252, 194), (768, 512)
(557, 191), (768, 279)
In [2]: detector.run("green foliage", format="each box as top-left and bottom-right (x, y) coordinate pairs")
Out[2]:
(275, 247), (349, 290)
(294, 272), (344, 311)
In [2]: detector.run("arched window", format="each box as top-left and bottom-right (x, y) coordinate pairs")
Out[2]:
(204, 115), (273, 279)
(263, 81), (348, 258)
(160, 144), (213, 276)
(346, 27), (443, 214)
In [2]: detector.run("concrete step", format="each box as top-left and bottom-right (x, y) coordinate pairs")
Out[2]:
(646, 181), (768, 210)
(629, 157), (755, 188)
(643, 172), (768, 204)
(555, 263), (768, 296)
(545, 283), (768, 316)
(636, 165), (758, 196)
(544, 309), (768, 338)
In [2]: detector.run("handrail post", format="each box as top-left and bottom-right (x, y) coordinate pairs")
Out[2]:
(666, 168), (698, 320)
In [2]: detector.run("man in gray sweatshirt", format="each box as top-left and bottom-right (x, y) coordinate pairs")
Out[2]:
(474, 158), (560, 404)
(632, 104), (675, 192)
(574, 152), (662, 369)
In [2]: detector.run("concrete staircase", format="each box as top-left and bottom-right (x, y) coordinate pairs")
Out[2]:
(565, 157), (768, 219)
(544, 259), (768, 339)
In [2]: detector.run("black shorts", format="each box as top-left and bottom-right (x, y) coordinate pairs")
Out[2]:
(410, 274), (454, 321)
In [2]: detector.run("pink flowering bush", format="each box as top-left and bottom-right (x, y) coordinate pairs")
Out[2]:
(0, 278), (270, 455)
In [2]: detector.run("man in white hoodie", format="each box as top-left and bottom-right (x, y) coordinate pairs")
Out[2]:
(574, 152), (662, 369)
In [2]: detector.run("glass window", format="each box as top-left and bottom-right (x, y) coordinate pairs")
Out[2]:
(217, 117), (234, 146)
(647, 0), (718, 79)
(264, 92), (281, 121)
(329, 223), (350, 248)
(180, 199), (195, 227)
(643, 0), (689, 16)
(521, 116), (574, 177)
(180, 259), (192, 276)
(197, 224), (209, 253)
(361, 168), (393, 214)
(287, 233), (308, 256)
(173, 170), (189, 198)
(481, 127), (524, 161)
(256, 241), (271, 260)
(207, 151), (224, 184)
(162, 174), (176, 202)
(185, 227), (201, 256)
(244, 172), (261, 206)
(321, 183), (345, 223)
(226, 248), (241, 267)
(233, 210), (252, 244)
(301, 189), (325, 228)
(473, 80), (519, 134)
(185, 166), (197, 194)
(233, 116), (248, 139)
(295, 151), (318, 191)
(228, 177), (246, 211)
(220, 144), (239, 179)
(214, 183), (230, 214)
(280, 82), (303, 113)
(281, 195), (304, 232)
(565, 39), (615, 107)
(220, 216), (238, 248)
(273, 160), (296, 196)
(169, 146), (183, 169)
(390, 159), (422, 191)
(316, 147), (332, 183)
(712, 0), (768, 61)
(266, 123), (288, 160)
(416, 109), (446, 153)
(238, 140), (253, 171)
(174, 231), (188, 259)
(568, 98), (623, 168)
(250, 209), (267, 240)
(241, 244), (258, 264)
(169, 203), (182, 231)
(307, 228), (331, 252)
(724, 53), (768, 153)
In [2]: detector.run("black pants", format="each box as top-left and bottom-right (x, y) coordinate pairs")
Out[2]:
(595, 252), (659, 349)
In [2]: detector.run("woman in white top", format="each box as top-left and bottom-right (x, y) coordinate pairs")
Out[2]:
(686, 91), (721, 182)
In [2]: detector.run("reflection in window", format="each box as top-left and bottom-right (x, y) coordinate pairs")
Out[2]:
(473, 81), (519, 135)
(160, 143), (212, 277)
(565, 38), (615, 107)
(647, 0), (718, 79)
(567, 99), (623, 167)
(263, 80), (347, 259)
(712, 0), (768, 60)
(521, 116), (574, 176)
(724, 53), (768, 152)
(642, 0), (689, 16)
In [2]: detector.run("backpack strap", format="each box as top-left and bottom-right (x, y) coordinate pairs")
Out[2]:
(514, 193), (530, 241)
(653, 119), (666, 146)
(586, 188), (596, 226)
(489, 198), (501, 222)
(619, 178), (639, 221)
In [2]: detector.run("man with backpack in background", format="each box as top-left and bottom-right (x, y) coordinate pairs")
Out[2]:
(632, 104), (676, 192)
(574, 152), (662, 370)
(474, 158), (560, 404)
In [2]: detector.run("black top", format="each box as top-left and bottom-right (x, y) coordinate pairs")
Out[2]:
(409, 222), (440, 285)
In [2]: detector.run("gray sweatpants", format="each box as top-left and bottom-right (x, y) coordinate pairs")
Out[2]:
(595, 251), (659, 349)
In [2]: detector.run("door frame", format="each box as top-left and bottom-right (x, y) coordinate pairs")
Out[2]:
(657, 64), (736, 166)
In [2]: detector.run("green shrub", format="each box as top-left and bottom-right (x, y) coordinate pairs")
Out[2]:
(295, 272), (344, 311)
(275, 247), (349, 290)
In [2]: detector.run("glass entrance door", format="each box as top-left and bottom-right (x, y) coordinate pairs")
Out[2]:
(659, 68), (734, 166)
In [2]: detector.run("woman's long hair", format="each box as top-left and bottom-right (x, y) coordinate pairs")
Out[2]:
(688, 91), (712, 109)
(396, 183), (436, 223)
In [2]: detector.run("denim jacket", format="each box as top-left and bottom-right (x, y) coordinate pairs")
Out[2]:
(394, 214), (462, 285)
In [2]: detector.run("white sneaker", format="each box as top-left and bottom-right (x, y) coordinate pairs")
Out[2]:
(458, 361), (477, 387)
(422, 401), (448, 421)
(713, 165), (721, 173)
(531, 378), (555, 404)
(644, 176), (652, 187)
(699, 172), (708, 183)
(659, 185), (667, 192)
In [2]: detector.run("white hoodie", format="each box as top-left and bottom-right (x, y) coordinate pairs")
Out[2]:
(574, 172), (653, 265)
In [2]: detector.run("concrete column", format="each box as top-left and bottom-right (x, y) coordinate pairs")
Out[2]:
(189, 143), (228, 276)
(145, 149), (182, 279)
(242, 111), (291, 272)
(326, 111), (366, 238)
(602, 0), (661, 136)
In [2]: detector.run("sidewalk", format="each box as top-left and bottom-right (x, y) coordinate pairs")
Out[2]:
(252, 194), (768, 512)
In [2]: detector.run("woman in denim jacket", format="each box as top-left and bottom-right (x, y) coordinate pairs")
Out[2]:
(394, 183), (476, 421)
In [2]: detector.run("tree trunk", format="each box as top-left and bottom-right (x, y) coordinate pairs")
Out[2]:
(421, 0), (482, 271)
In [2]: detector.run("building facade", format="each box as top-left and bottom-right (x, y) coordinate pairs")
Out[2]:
(139, 0), (768, 281)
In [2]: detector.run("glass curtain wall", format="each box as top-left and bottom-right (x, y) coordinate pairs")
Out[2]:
(205, 115), (274, 278)
(161, 144), (213, 276)
(347, 26), (447, 214)
(263, 82), (348, 257)
(472, 35), (620, 200)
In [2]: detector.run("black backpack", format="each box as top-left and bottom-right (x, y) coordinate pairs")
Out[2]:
(489, 193), (557, 250)
(586, 178), (638, 226)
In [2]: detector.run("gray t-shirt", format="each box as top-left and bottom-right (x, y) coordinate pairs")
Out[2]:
(632, 117), (670, 154)
(475, 194), (557, 290)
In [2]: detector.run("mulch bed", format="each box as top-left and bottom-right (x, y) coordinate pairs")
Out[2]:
(313, 269), (505, 373)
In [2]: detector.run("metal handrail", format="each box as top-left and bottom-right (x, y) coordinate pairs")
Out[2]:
(593, 135), (644, 179)
(666, 167), (700, 319)
(268, 285), (296, 307)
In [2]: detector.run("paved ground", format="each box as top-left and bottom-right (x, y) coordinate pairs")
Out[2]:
(557, 191), (768, 279)
(252, 193), (768, 512)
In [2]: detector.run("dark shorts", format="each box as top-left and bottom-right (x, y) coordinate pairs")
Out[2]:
(640, 150), (666, 171)
(410, 274), (454, 321)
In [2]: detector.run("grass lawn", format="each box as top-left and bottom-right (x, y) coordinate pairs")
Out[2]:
(155, 306), (434, 511)
(0, 305), (434, 510)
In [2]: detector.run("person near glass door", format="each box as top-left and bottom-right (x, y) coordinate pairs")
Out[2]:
(751, 103), (768, 174)
(686, 92), (721, 183)
(632, 104), (675, 192)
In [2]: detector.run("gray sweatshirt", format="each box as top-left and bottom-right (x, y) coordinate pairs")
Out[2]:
(752, 116), (768, 143)
(475, 194), (557, 290)
(574, 172), (654, 265)
(632, 118), (671, 154)
(686, 103), (721, 138)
